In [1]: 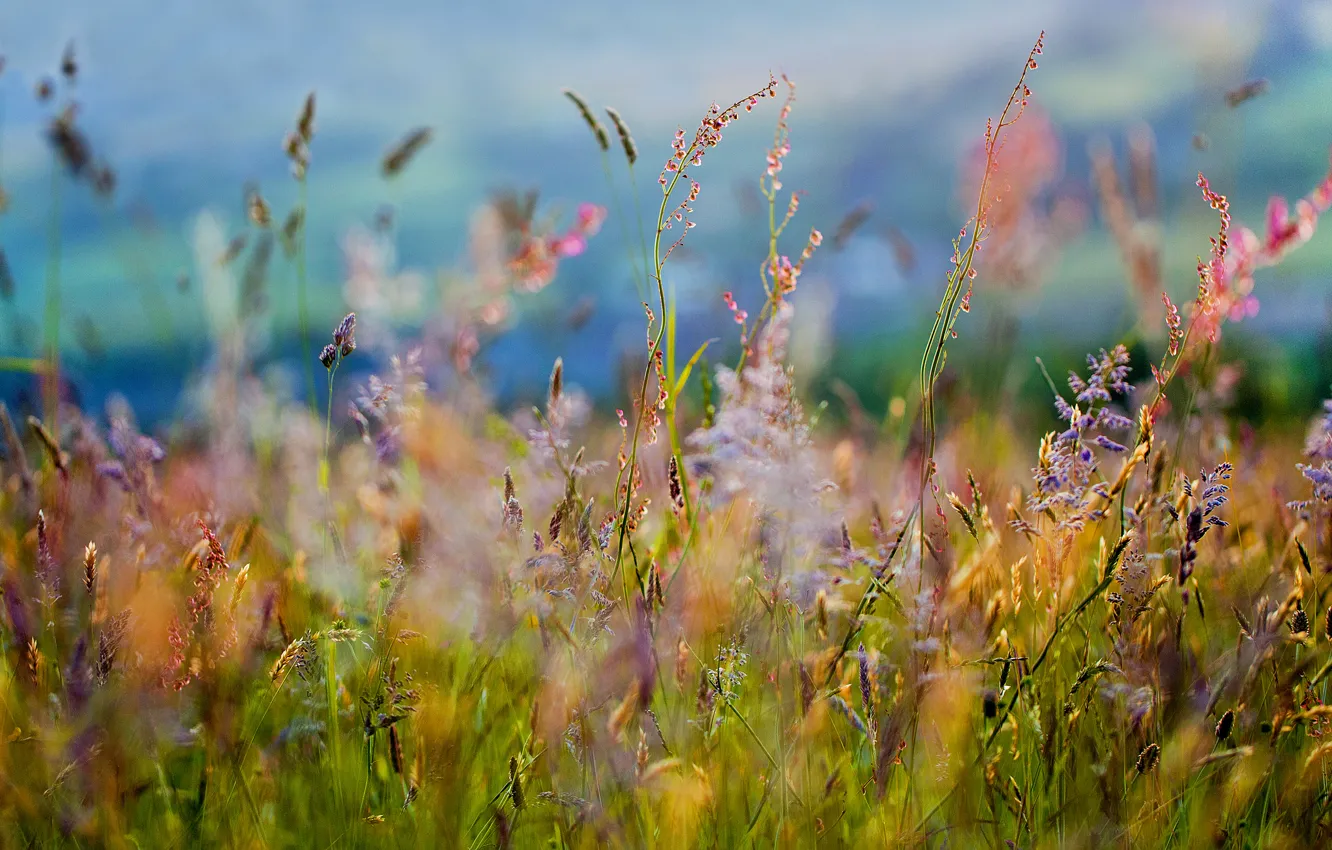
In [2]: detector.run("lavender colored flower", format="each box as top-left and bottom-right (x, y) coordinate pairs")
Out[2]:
(1307, 399), (1332, 460)
(333, 312), (357, 355)
(1071, 345), (1131, 404)
(686, 301), (835, 563)
(1291, 399), (1332, 512)
(1026, 345), (1135, 530)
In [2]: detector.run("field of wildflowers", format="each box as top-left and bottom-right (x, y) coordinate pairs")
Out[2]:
(5, 27), (1332, 849)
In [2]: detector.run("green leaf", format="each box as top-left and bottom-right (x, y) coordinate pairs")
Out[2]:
(0, 357), (48, 375)
(674, 339), (718, 397)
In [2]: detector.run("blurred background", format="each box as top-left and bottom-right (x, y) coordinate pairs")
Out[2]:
(0, 0), (1330, 427)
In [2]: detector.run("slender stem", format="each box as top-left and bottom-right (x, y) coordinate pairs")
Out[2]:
(322, 361), (338, 494)
(326, 636), (343, 811)
(600, 152), (646, 303)
(43, 159), (62, 433)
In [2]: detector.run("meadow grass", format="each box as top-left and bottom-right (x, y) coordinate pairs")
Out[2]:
(3, 31), (1332, 850)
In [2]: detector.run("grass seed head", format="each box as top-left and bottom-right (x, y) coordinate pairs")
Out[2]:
(382, 127), (434, 178)
(562, 89), (609, 152)
(1136, 742), (1160, 774)
(605, 106), (637, 165)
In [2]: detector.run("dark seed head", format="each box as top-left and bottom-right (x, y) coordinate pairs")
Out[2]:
(1292, 608), (1310, 636)
(668, 456), (684, 511)
(548, 358), (563, 411)
(296, 92), (317, 144)
(60, 42), (78, 84)
(47, 111), (92, 175)
(1135, 743), (1160, 774)
(381, 127), (434, 178)
(983, 689), (998, 719)
(1215, 710), (1234, 741)
(508, 756), (524, 809)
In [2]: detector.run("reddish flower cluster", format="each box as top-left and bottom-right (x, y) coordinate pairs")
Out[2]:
(975, 33), (1044, 226)
(722, 291), (748, 325)
(754, 78), (823, 301)
(1162, 292), (1182, 356)
(1184, 173), (1231, 344)
(640, 302), (668, 445)
(508, 202), (607, 292)
(653, 77), (778, 269)
(765, 76), (796, 192)
(1189, 155), (1332, 343)
(615, 407), (630, 470)
(660, 76), (777, 189)
(766, 228), (823, 295)
(1224, 149), (1332, 320)
(961, 106), (1083, 291)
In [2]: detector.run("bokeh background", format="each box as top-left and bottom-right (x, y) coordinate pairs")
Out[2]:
(0, 0), (1330, 425)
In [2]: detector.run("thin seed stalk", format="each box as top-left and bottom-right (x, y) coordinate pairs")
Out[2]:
(320, 359), (338, 494)
(43, 158), (62, 433)
(611, 143), (694, 588)
(600, 150), (647, 303)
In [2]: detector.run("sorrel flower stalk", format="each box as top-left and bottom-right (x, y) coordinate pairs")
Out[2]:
(1152, 157), (1331, 420)
(733, 76), (824, 365)
(1131, 173), (1232, 476)
(1214, 151), (1332, 326)
(918, 32), (1044, 546)
(611, 77), (779, 589)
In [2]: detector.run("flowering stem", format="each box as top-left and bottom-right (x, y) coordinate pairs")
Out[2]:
(610, 142), (692, 590)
